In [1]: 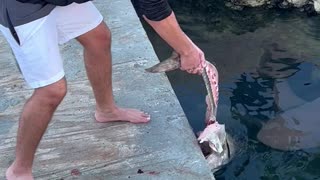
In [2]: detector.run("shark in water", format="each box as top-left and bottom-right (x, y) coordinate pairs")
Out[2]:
(257, 62), (320, 151)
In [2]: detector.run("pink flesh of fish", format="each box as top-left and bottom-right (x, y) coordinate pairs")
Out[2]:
(204, 62), (219, 124)
(145, 52), (225, 153)
(190, 59), (225, 153)
(180, 57), (219, 124)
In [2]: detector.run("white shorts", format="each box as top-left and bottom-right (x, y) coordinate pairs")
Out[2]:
(0, 2), (103, 88)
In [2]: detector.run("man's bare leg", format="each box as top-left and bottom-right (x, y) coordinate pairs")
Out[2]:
(76, 22), (150, 123)
(6, 78), (67, 180)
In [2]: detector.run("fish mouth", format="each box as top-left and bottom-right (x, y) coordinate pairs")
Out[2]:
(198, 123), (227, 154)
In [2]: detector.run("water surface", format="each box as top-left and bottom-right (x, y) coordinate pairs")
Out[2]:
(143, 1), (320, 179)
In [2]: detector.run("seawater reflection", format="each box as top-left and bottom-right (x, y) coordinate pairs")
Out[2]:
(142, 1), (320, 179)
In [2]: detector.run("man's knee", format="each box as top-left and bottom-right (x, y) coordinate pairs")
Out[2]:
(79, 23), (112, 51)
(34, 78), (67, 107)
(99, 24), (111, 45)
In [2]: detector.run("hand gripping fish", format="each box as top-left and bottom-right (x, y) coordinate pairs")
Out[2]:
(145, 52), (231, 168)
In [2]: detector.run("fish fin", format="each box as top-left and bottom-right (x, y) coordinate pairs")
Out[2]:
(145, 51), (180, 73)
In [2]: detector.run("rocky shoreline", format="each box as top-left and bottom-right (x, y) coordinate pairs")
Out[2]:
(226, 0), (320, 16)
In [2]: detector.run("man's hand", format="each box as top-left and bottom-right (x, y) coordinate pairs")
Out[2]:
(143, 12), (206, 74)
(180, 44), (205, 74)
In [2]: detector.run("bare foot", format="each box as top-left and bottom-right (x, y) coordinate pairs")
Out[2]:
(6, 165), (33, 180)
(95, 107), (150, 123)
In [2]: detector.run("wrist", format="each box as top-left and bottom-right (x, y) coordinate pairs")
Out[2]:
(176, 42), (195, 56)
(175, 35), (197, 56)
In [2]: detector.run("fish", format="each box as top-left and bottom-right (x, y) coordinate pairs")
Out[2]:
(146, 52), (232, 170)
(146, 51), (218, 124)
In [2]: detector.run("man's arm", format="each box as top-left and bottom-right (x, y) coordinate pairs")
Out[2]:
(131, 0), (204, 73)
(143, 12), (204, 72)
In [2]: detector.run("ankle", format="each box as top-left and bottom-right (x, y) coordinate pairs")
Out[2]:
(96, 104), (117, 114)
(6, 171), (33, 180)
(7, 162), (32, 177)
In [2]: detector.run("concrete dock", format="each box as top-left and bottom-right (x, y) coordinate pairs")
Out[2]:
(0, 0), (215, 179)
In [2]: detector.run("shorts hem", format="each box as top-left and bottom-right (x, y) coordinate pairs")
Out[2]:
(28, 71), (65, 89)
(58, 14), (104, 44)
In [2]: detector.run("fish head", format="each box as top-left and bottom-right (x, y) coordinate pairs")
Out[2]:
(145, 51), (180, 73)
(198, 123), (226, 154)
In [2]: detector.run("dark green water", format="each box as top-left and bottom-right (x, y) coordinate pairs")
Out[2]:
(142, 1), (320, 179)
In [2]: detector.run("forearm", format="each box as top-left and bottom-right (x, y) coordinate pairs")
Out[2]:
(143, 12), (194, 56)
(131, 0), (195, 56)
